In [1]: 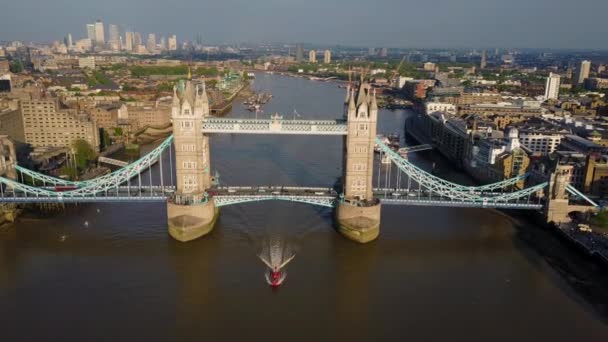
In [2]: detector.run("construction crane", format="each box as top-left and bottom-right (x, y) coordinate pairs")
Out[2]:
(391, 56), (406, 88)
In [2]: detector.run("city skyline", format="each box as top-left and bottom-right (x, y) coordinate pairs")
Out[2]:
(1, 0), (608, 49)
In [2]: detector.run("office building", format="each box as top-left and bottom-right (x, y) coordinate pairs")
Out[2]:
(147, 34), (156, 52)
(574, 60), (591, 85)
(480, 51), (487, 69)
(108, 24), (120, 50)
(308, 50), (316, 63)
(133, 32), (142, 48)
(323, 50), (331, 64)
(19, 99), (100, 151)
(86, 24), (96, 41)
(544, 72), (561, 100)
(94, 20), (105, 46)
(295, 44), (304, 62)
(168, 35), (177, 51)
(124, 32), (134, 51)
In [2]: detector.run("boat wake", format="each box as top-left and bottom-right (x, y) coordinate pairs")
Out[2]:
(257, 236), (296, 287)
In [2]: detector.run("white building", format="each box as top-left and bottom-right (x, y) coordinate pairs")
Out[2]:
(308, 50), (316, 63)
(425, 102), (457, 115)
(544, 72), (561, 100)
(78, 56), (96, 69)
(323, 50), (331, 64)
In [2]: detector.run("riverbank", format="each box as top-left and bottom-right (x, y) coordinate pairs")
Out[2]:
(404, 112), (608, 268)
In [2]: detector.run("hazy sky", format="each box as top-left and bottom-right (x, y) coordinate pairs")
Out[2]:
(1, 0), (607, 49)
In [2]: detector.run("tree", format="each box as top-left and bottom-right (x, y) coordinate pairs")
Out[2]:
(72, 139), (96, 170)
(9, 60), (23, 73)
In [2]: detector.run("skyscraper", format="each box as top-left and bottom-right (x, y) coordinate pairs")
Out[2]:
(147, 34), (156, 52)
(379, 48), (388, 57)
(480, 51), (487, 69)
(574, 60), (591, 85)
(324, 50), (331, 64)
(295, 44), (304, 62)
(86, 24), (96, 41)
(124, 32), (134, 51)
(94, 20), (105, 46)
(133, 32), (142, 48)
(309, 50), (317, 63)
(168, 35), (178, 51)
(544, 72), (561, 100)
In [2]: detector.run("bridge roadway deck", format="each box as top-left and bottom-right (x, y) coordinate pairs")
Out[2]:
(0, 185), (543, 209)
(201, 117), (348, 135)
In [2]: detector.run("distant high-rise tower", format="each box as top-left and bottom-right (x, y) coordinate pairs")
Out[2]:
(324, 50), (331, 64)
(64, 34), (73, 49)
(124, 32), (134, 51)
(108, 24), (120, 49)
(544, 72), (561, 100)
(379, 47), (388, 57)
(480, 50), (487, 69)
(168, 35), (178, 51)
(574, 60), (591, 85)
(94, 20), (105, 46)
(295, 44), (304, 62)
(133, 32), (142, 48)
(309, 50), (317, 63)
(86, 24), (96, 42)
(147, 34), (156, 52)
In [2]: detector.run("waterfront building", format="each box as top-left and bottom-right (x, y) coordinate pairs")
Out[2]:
(309, 50), (316, 63)
(323, 50), (331, 64)
(127, 102), (171, 129)
(560, 135), (604, 154)
(295, 44), (304, 62)
(94, 20), (105, 46)
(574, 60), (591, 85)
(88, 104), (123, 129)
(544, 72), (561, 100)
(19, 98), (100, 151)
(470, 128), (530, 188)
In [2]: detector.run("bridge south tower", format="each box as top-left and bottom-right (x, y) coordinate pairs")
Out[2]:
(336, 83), (382, 243)
(167, 79), (218, 242)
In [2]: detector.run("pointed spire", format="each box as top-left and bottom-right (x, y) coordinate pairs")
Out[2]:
(370, 88), (378, 111)
(356, 82), (367, 107)
(172, 85), (180, 106)
(348, 87), (356, 112)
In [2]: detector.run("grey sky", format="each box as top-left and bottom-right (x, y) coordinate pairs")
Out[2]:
(1, 0), (606, 49)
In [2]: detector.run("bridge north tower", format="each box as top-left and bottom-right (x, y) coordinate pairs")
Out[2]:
(336, 83), (382, 243)
(167, 79), (218, 242)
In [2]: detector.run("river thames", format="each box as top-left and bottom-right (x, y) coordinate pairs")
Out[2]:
(1, 73), (607, 341)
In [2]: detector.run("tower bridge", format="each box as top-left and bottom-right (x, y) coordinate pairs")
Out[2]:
(0, 79), (599, 243)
